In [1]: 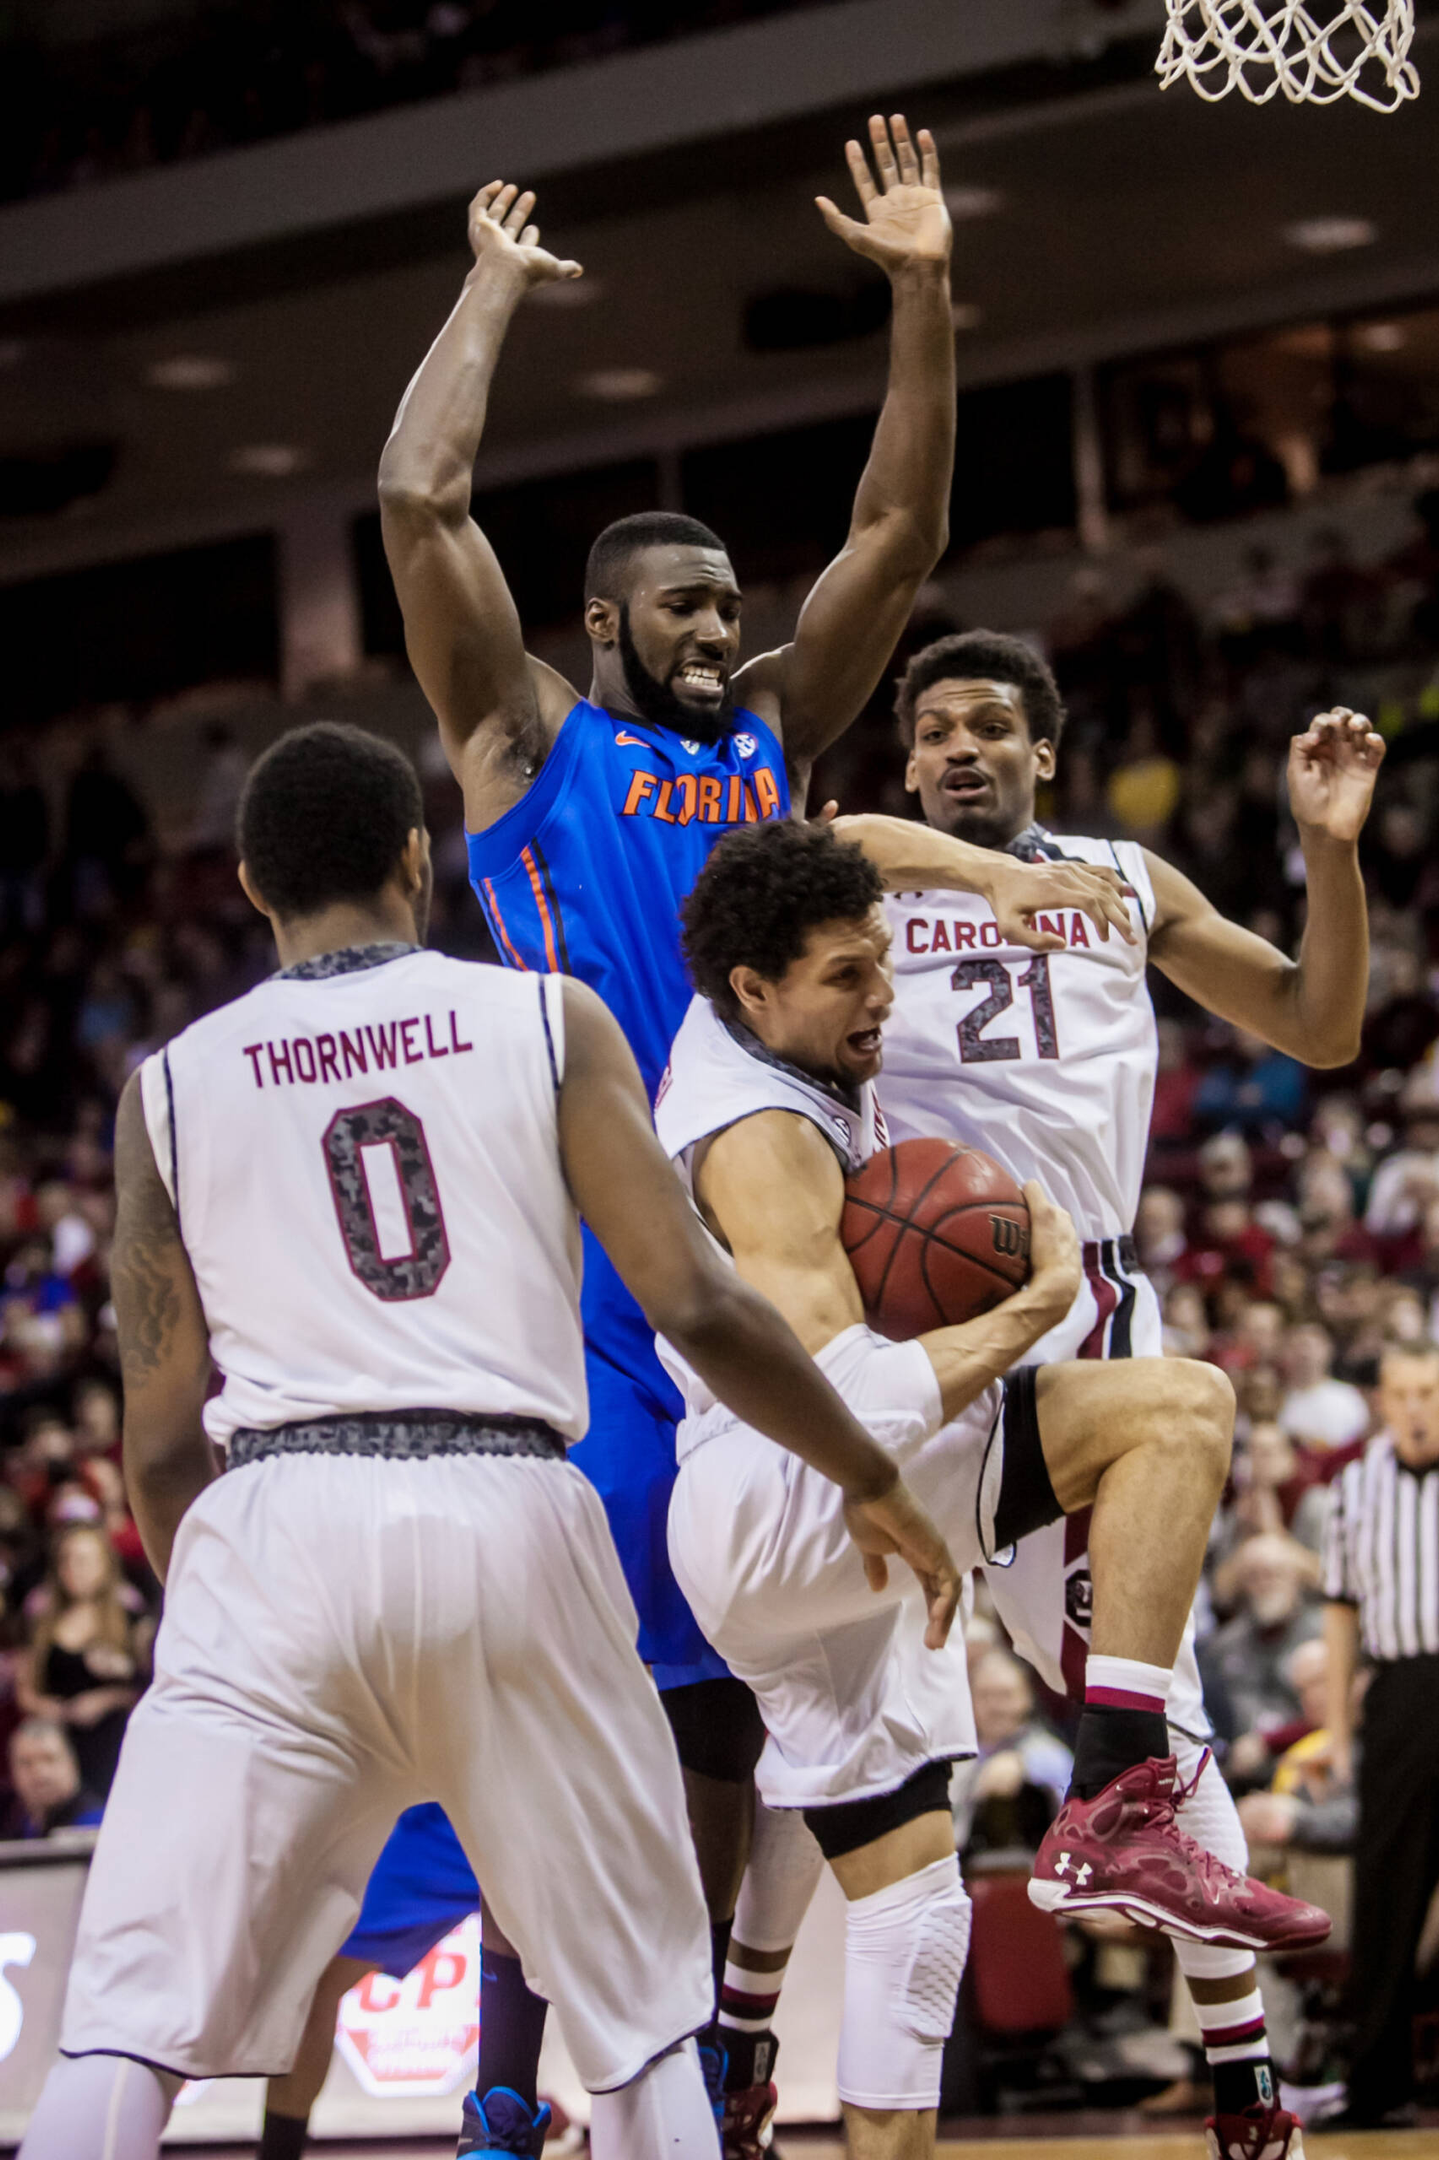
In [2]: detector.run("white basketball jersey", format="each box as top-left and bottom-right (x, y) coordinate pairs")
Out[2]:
(140, 944), (587, 1448)
(879, 833), (1158, 1240)
(652, 995), (885, 1434)
(654, 994), (886, 1195)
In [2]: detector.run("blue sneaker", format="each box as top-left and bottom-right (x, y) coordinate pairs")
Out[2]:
(456, 2085), (552, 2156)
(697, 2042), (728, 2126)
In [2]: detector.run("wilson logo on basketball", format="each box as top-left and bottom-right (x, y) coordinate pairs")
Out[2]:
(989, 1215), (1028, 1259)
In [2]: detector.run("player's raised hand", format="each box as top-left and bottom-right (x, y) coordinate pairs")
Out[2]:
(986, 854), (1137, 951)
(1287, 708), (1385, 845)
(843, 1476), (960, 1649)
(467, 180), (582, 289)
(816, 114), (951, 276)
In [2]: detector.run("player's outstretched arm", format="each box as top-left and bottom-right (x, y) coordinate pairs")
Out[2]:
(831, 810), (1136, 949)
(379, 181), (581, 829)
(1147, 709), (1383, 1067)
(111, 1074), (217, 1580)
(556, 981), (959, 1645)
(919, 1184), (1081, 1422)
(737, 117), (954, 798)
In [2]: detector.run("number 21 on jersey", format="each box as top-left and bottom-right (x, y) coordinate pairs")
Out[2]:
(951, 955), (1059, 1062)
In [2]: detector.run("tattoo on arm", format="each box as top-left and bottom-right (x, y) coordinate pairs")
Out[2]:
(112, 1076), (188, 1383)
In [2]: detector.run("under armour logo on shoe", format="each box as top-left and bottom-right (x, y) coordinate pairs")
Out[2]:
(1055, 1853), (1093, 1885)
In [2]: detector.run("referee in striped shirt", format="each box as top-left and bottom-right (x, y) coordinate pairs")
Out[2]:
(1322, 1338), (1439, 2127)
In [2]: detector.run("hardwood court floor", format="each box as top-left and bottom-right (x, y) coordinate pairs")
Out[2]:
(258, 2127), (1439, 2159)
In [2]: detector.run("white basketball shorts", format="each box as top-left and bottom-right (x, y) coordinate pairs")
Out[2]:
(668, 1324), (1055, 1814)
(980, 1241), (1211, 1743)
(58, 1450), (712, 2091)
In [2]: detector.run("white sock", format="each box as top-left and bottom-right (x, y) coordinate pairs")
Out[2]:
(19, 2054), (179, 2160)
(589, 2039), (719, 2160)
(1084, 1653), (1173, 1713)
(1195, 1986), (1269, 2066)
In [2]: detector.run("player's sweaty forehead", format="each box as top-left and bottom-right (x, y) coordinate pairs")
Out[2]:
(913, 677), (1028, 736)
(630, 545), (741, 608)
(799, 907), (892, 980)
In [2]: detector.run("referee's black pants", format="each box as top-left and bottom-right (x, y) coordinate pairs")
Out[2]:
(1349, 1653), (1439, 2113)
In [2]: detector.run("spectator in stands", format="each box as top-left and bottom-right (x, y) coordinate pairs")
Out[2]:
(1227, 1300), (1287, 1372)
(1365, 1058), (1439, 1241)
(17, 1523), (147, 1795)
(1136, 1183), (1188, 1290)
(72, 1378), (120, 1458)
(1399, 1196), (1439, 1337)
(1278, 1322), (1369, 1452)
(5, 1717), (104, 1838)
(1211, 1423), (1331, 1589)
(1177, 1134), (1276, 1302)
(2, 1235), (87, 1367)
(1105, 709), (1182, 841)
(1201, 1534), (1324, 1767)
(950, 1648), (1073, 1859)
(62, 742), (152, 915)
(189, 723), (248, 854)
(1227, 1634), (1343, 1808)
(1292, 1150), (1377, 1274)
(1148, 1023), (1202, 1157)
(1192, 1028), (1308, 1137)
(1162, 1281), (1212, 1359)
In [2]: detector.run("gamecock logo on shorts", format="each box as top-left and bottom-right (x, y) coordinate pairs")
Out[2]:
(1065, 1569), (1093, 1630)
(334, 1915), (480, 2098)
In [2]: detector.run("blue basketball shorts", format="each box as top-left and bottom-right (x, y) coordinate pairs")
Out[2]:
(340, 1803), (478, 1978)
(569, 1339), (728, 1690)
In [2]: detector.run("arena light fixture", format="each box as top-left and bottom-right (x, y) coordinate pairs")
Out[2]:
(1282, 215), (1377, 253)
(943, 185), (1004, 221)
(146, 355), (235, 390)
(951, 303), (983, 332)
(1358, 320), (1406, 351)
(575, 367), (664, 401)
(531, 277), (604, 308)
(229, 443), (308, 476)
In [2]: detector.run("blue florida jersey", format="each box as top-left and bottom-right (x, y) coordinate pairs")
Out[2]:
(468, 699), (788, 1103)
(467, 697), (789, 1668)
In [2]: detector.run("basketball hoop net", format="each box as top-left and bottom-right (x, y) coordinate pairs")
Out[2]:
(1156, 0), (1419, 109)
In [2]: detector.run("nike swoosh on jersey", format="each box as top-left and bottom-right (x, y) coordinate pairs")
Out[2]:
(614, 730), (648, 748)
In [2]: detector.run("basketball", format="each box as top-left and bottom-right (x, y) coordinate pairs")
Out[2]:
(841, 1139), (1031, 1341)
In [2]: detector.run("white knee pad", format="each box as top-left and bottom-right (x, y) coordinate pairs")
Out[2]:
(837, 1854), (971, 2112)
(1170, 1736), (1257, 1983)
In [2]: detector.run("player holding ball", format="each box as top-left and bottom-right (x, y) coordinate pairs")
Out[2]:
(656, 817), (1328, 2160)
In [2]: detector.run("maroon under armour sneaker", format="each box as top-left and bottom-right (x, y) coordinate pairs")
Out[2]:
(722, 2079), (779, 2158)
(1206, 2101), (1306, 2159)
(1027, 1756), (1331, 1950)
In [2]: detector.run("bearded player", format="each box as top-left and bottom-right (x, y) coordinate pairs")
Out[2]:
(372, 119), (1136, 2159)
(724, 636), (1380, 2160)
